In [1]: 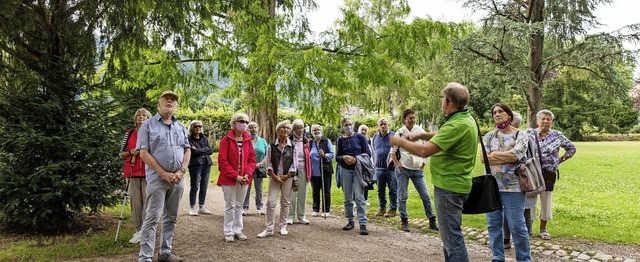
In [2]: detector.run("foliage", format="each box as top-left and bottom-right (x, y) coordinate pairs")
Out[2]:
(457, 0), (637, 127)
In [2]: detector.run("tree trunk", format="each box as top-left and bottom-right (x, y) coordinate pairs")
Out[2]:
(527, 0), (545, 128)
(250, 0), (278, 141)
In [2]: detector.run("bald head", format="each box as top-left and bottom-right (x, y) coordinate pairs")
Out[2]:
(442, 82), (469, 110)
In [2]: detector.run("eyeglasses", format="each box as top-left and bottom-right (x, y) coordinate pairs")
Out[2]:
(236, 120), (249, 124)
(194, 125), (202, 128)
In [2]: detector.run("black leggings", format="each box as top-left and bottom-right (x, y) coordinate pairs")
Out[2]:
(311, 174), (332, 212)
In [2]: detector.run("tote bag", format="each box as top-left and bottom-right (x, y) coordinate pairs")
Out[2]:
(517, 131), (545, 194)
(462, 117), (503, 215)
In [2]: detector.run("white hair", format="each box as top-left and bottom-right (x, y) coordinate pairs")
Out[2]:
(536, 110), (555, 120)
(292, 119), (304, 127)
(229, 112), (249, 127)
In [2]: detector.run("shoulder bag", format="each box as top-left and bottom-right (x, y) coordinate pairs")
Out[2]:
(517, 131), (546, 195)
(462, 117), (503, 214)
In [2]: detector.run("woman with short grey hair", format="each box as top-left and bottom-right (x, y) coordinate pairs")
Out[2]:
(287, 119), (312, 225)
(528, 109), (575, 241)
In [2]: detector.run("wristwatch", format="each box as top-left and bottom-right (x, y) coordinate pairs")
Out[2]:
(180, 167), (186, 173)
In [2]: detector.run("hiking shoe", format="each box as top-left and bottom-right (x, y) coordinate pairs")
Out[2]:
(224, 235), (235, 243)
(189, 207), (198, 216)
(158, 252), (184, 262)
(299, 218), (310, 225)
(257, 229), (274, 238)
(198, 206), (212, 215)
(384, 209), (397, 217)
(128, 231), (141, 244)
(235, 232), (248, 241)
(286, 218), (293, 225)
(280, 227), (289, 236)
(359, 225), (369, 235)
(342, 221), (354, 231)
(375, 209), (386, 216)
(401, 217), (410, 232)
(428, 216), (439, 231)
(312, 212), (320, 217)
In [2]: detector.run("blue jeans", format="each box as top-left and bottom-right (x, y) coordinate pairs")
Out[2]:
(434, 186), (469, 262)
(340, 166), (367, 225)
(487, 192), (531, 262)
(243, 176), (264, 210)
(397, 168), (435, 218)
(188, 164), (211, 206)
(375, 167), (397, 210)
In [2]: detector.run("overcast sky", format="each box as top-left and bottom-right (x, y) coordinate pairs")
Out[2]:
(307, 0), (640, 75)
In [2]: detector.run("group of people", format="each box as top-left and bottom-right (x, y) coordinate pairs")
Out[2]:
(120, 84), (575, 262)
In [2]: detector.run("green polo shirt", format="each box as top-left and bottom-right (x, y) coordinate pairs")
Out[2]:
(429, 110), (478, 194)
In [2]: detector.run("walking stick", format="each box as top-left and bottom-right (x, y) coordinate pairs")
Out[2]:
(115, 155), (135, 243)
(320, 152), (327, 219)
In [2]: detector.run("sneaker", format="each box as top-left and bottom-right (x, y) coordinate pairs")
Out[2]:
(189, 207), (198, 216)
(299, 218), (310, 225)
(198, 206), (212, 215)
(286, 218), (293, 225)
(158, 252), (184, 262)
(375, 209), (385, 216)
(312, 212), (319, 217)
(242, 209), (248, 216)
(128, 231), (141, 244)
(257, 209), (265, 215)
(342, 221), (354, 231)
(365, 200), (371, 206)
(224, 235), (235, 243)
(280, 227), (289, 236)
(235, 232), (248, 241)
(322, 212), (330, 218)
(257, 229), (274, 238)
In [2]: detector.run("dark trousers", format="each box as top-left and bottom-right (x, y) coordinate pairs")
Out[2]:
(311, 174), (332, 212)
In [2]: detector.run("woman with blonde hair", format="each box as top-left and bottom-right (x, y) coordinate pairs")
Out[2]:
(217, 113), (256, 242)
(118, 108), (151, 244)
(257, 120), (297, 238)
(187, 120), (213, 216)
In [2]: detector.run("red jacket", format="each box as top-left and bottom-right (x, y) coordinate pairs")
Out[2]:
(121, 129), (145, 178)
(217, 129), (256, 186)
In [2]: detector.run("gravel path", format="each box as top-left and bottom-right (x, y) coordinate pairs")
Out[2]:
(73, 178), (640, 262)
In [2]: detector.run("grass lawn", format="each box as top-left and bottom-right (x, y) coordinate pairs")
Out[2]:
(1, 141), (638, 261)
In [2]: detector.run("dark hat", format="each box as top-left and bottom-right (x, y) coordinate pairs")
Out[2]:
(160, 91), (179, 101)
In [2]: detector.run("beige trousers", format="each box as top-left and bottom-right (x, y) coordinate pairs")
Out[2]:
(265, 176), (293, 231)
(128, 177), (147, 232)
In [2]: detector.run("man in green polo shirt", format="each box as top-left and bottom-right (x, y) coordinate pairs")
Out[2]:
(390, 82), (477, 262)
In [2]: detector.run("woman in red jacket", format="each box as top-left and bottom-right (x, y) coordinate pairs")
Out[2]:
(217, 113), (256, 243)
(118, 108), (151, 244)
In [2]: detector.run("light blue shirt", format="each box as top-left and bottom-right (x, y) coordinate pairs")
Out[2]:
(310, 138), (334, 177)
(136, 113), (189, 182)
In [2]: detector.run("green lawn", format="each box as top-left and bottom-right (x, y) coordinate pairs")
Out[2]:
(213, 142), (640, 244)
(1, 141), (638, 261)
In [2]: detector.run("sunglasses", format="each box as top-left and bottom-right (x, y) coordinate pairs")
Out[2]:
(194, 125), (203, 128)
(236, 120), (249, 124)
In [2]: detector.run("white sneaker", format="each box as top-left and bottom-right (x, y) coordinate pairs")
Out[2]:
(189, 207), (198, 216)
(365, 201), (371, 206)
(280, 227), (289, 236)
(257, 229), (273, 238)
(322, 212), (330, 218)
(225, 235), (235, 243)
(128, 231), (141, 244)
(312, 212), (319, 217)
(257, 209), (265, 215)
(286, 218), (293, 225)
(199, 206), (212, 215)
(235, 232), (248, 241)
(300, 218), (310, 224)
(242, 209), (248, 216)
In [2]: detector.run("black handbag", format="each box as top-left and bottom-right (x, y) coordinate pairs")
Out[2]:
(462, 117), (503, 215)
(253, 165), (267, 179)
